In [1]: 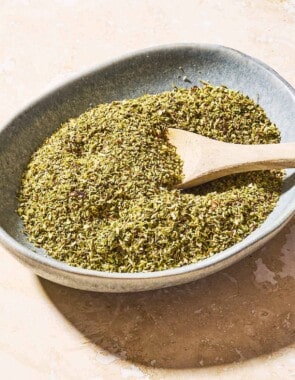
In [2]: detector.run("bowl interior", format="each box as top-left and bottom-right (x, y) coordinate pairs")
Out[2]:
(1, 44), (295, 267)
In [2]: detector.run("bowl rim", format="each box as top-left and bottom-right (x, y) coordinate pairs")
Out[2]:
(0, 43), (295, 281)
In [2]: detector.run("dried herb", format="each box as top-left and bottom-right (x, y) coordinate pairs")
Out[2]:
(17, 84), (283, 272)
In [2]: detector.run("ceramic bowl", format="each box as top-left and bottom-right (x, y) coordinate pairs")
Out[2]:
(0, 44), (294, 292)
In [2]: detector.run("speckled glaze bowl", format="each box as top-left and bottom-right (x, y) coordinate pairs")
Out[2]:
(0, 44), (294, 292)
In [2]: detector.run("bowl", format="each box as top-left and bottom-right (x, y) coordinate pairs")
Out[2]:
(0, 44), (295, 292)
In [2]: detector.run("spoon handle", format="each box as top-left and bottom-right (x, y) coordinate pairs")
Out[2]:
(223, 141), (295, 170)
(180, 140), (295, 189)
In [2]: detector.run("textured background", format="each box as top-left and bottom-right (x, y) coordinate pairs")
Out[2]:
(0, 1), (294, 379)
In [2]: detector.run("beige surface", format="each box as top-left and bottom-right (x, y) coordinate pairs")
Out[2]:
(0, 1), (295, 379)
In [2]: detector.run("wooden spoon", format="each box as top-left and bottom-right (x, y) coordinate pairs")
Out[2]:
(168, 128), (295, 189)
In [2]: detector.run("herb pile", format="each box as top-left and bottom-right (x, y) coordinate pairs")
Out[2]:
(18, 84), (283, 272)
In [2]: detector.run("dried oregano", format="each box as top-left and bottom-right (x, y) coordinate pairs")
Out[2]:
(17, 84), (283, 272)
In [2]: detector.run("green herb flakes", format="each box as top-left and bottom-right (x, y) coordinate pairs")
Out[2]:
(17, 84), (283, 272)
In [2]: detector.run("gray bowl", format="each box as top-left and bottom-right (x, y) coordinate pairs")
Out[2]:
(1, 44), (295, 292)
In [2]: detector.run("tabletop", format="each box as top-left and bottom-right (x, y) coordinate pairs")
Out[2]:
(0, 1), (294, 379)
